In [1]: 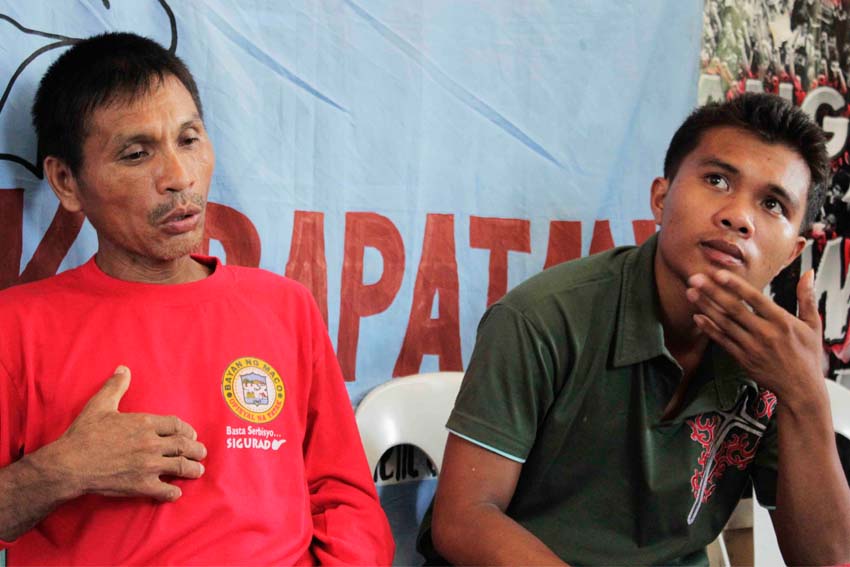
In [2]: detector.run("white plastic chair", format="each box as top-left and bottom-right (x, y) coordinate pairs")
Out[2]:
(356, 372), (464, 566)
(753, 379), (850, 566)
(707, 534), (731, 567)
(356, 371), (464, 476)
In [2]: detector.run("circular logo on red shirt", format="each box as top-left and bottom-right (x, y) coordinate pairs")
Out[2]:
(221, 357), (285, 423)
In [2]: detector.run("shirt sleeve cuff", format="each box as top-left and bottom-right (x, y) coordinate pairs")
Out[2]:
(447, 429), (526, 463)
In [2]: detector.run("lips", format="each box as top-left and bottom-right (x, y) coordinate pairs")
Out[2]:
(159, 205), (203, 235)
(161, 205), (202, 224)
(700, 239), (745, 266)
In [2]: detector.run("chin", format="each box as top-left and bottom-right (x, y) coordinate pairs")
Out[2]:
(155, 232), (205, 262)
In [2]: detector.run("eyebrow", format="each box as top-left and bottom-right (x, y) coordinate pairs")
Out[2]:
(179, 116), (204, 131)
(698, 157), (739, 176)
(698, 157), (800, 210)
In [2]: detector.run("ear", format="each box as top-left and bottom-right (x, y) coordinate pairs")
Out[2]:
(43, 156), (84, 213)
(650, 177), (670, 226)
(781, 235), (807, 270)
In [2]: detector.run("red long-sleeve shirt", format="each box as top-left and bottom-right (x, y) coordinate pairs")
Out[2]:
(0, 256), (393, 565)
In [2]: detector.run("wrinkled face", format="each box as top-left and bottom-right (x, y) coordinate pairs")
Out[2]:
(652, 126), (809, 292)
(70, 74), (214, 267)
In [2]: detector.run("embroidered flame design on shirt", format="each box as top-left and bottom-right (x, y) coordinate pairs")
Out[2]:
(685, 390), (775, 525)
(689, 422), (757, 501)
(754, 389), (778, 419)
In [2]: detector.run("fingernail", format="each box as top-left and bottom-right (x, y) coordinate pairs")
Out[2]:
(686, 288), (699, 302)
(114, 365), (128, 375)
(715, 270), (729, 284)
(199, 463), (205, 476)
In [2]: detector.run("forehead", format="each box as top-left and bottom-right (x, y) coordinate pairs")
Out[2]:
(684, 126), (811, 193)
(84, 75), (200, 146)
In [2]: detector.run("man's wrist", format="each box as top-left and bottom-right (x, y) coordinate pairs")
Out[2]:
(768, 369), (828, 409)
(775, 378), (833, 430)
(23, 440), (85, 503)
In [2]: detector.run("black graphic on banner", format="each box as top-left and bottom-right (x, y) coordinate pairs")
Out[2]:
(0, 0), (176, 178)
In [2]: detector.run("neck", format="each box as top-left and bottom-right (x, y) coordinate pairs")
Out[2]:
(95, 247), (210, 285)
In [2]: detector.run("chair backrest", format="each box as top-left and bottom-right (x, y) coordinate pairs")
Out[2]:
(753, 379), (850, 566)
(355, 371), (464, 474)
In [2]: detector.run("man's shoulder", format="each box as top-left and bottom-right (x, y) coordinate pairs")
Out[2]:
(219, 263), (316, 304)
(500, 244), (638, 316)
(0, 265), (86, 308)
(222, 263), (303, 288)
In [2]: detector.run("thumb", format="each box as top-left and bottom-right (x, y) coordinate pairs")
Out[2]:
(86, 365), (131, 413)
(797, 269), (821, 331)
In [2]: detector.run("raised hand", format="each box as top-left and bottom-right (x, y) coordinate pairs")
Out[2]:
(685, 269), (825, 402)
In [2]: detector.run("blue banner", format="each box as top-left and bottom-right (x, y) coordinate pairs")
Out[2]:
(0, 0), (702, 402)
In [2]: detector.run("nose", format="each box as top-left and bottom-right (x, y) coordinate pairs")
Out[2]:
(715, 197), (755, 237)
(156, 147), (193, 194)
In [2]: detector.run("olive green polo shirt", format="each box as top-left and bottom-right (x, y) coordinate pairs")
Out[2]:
(420, 234), (778, 566)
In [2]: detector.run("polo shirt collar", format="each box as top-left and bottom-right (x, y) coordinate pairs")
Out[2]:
(613, 233), (668, 367)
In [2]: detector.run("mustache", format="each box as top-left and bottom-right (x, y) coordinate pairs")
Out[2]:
(147, 193), (206, 225)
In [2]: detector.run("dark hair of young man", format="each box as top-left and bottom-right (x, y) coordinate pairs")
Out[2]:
(32, 32), (203, 175)
(663, 93), (830, 232)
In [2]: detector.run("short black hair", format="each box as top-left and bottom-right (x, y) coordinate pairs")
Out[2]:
(32, 32), (203, 174)
(663, 93), (830, 232)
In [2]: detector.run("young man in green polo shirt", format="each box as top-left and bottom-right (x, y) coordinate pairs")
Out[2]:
(419, 93), (850, 565)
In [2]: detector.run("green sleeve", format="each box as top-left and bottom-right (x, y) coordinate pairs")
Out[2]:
(447, 303), (561, 462)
